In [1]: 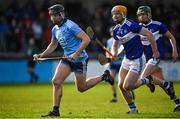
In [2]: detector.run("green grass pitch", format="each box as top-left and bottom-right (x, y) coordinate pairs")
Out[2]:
(0, 83), (180, 118)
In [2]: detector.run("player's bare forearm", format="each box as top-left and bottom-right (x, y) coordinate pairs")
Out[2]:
(75, 31), (91, 55)
(165, 31), (178, 53)
(148, 34), (158, 52)
(164, 31), (179, 61)
(112, 40), (119, 57)
(76, 40), (90, 55)
(106, 48), (111, 57)
(169, 38), (178, 56)
(40, 40), (58, 57)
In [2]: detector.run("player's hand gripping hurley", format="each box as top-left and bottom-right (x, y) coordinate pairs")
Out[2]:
(33, 54), (83, 62)
(98, 53), (123, 65)
(33, 56), (67, 61)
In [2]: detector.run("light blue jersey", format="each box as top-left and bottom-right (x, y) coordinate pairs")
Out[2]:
(140, 20), (168, 61)
(107, 37), (118, 50)
(106, 37), (123, 66)
(113, 19), (143, 60)
(52, 19), (88, 62)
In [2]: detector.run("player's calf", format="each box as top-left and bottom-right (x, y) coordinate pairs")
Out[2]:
(162, 81), (175, 100)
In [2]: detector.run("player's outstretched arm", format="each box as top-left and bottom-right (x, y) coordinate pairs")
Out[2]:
(34, 39), (58, 61)
(111, 40), (119, 58)
(164, 31), (179, 62)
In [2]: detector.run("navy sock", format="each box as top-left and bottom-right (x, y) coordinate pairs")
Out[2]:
(163, 81), (169, 89)
(128, 102), (136, 110)
(141, 78), (149, 84)
(174, 98), (180, 106)
(113, 93), (117, 98)
(53, 106), (59, 113)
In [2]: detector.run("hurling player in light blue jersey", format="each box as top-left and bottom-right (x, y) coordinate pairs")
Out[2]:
(137, 6), (180, 112)
(111, 5), (160, 114)
(33, 4), (114, 117)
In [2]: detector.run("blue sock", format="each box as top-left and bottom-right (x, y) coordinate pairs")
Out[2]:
(174, 98), (180, 106)
(141, 79), (146, 84)
(128, 102), (136, 110)
(141, 78), (149, 84)
(163, 81), (169, 89)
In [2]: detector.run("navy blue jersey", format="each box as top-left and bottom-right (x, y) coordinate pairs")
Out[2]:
(140, 20), (168, 61)
(113, 19), (143, 60)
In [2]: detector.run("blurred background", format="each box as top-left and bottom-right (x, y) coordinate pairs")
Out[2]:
(0, 0), (180, 83)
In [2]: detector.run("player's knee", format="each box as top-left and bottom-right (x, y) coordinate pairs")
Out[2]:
(118, 83), (124, 91)
(123, 84), (132, 91)
(77, 86), (86, 93)
(52, 79), (62, 87)
(77, 85), (87, 93)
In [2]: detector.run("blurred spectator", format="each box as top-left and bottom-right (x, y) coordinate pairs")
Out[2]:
(32, 20), (42, 40)
(0, 15), (10, 52)
(42, 24), (51, 48)
(0, 0), (179, 59)
(27, 37), (39, 83)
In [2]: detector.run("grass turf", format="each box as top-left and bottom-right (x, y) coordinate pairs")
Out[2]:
(0, 83), (180, 118)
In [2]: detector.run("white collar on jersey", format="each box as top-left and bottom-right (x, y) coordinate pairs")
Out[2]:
(143, 19), (152, 26)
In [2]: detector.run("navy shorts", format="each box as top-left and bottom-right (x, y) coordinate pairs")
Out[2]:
(61, 59), (88, 74)
(109, 63), (121, 73)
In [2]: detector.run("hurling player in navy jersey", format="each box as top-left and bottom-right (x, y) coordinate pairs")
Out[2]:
(34, 4), (114, 117)
(137, 6), (180, 112)
(111, 5), (160, 114)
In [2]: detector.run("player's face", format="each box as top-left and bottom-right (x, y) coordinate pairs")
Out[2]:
(137, 13), (150, 24)
(111, 11), (124, 24)
(49, 11), (63, 25)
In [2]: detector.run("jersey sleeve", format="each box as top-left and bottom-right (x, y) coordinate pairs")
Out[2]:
(159, 22), (168, 34)
(128, 20), (142, 33)
(68, 21), (82, 35)
(113, 29), (119, 41)
(51, 27), (57, 41)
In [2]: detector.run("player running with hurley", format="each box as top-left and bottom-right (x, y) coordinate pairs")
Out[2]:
(111, 5), (160, 114)
(136, 6), (180, 112)
(34, 4), (114, 117)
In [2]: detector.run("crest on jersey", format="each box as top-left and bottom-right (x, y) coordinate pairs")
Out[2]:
(124, 29), (127, 34)
(149, 29), (154, 33)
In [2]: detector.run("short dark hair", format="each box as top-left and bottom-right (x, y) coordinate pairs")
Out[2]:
(137, 6), (151, 15)
(48, 4), (64, 14)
